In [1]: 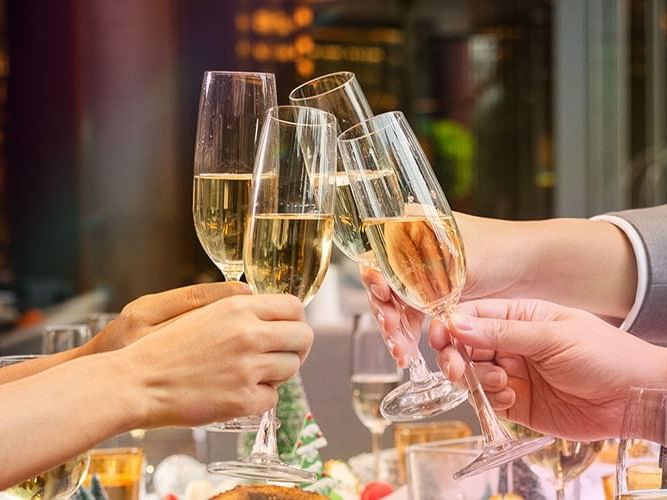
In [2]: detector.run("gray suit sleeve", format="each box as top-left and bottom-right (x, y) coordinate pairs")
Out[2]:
(609, 204), (667, 345)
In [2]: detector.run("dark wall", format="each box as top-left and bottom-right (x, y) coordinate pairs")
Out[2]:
(7, 0), (80, 306)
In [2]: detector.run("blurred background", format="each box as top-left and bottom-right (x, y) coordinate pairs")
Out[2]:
(0, 0), (665, 318)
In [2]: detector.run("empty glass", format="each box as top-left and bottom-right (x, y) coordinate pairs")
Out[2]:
(42, 324), (91, 354)
(616, 385), (667, 499)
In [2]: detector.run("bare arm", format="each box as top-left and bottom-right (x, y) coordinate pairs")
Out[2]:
(0, 282), (251, 385)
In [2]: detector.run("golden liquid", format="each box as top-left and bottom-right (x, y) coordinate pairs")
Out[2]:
(244, 214), (334, 307)
(521, 438), (604, 486)
(193, 172), (253, 280)
(332, 169), (399, 265)
(363, 214), (466, 315)
(84, 448), (143, 500)
(3, 453), (90, 500)
(351, 373), (400, 434)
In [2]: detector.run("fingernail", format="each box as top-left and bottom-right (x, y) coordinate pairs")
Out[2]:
(376, 310), (385, 328)
(452, 313), (474, 331)
(370, 284), (383, 299)
(496, 390), (514, 405)
(441, 361), (450, 376)
(482, 371), (502, 387)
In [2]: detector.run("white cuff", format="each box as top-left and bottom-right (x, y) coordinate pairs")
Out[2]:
(591, 214), (648, 331)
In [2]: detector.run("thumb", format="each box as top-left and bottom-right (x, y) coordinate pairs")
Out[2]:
(449, 312), (548, 358)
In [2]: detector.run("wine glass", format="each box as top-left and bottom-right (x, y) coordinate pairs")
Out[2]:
(207, 105), (337, 483)
(616, 385), (667, 499)
(0, 355), (91, 500)
(289, 71), (469, 422)
(350, 313), (402, 480)
(193, 70), (277, 432)
(42, 324), (91, 354)
(506, 422), (603, 499)
(338, 111), (554, 480)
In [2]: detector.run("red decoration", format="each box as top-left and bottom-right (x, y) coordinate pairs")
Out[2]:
(360, 481), (394, 500)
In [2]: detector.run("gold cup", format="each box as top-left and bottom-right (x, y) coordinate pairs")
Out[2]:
(394, 420), (472, 484)
(84, 448), (144, 500)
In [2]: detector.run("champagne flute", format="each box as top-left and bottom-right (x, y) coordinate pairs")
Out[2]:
(207, 105), (337, 483)
(193, 70), (276, 432)
(506, 422), (603, 499)
(616, 385), (667, 499)
(338, 111), (554, 480)
(289, 72), (468, 421)
(0, 355), (91, 500)
(350, 313), (402, 480)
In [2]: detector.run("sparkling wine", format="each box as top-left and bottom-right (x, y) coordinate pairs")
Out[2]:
(351, 373), (401, 434)
(3, 453), (89, 500)
(84, 448), (143, 500)
(618, 493), (667, 499)
(333, 169), (399, 265)
(244, 214), (334, 306)
(363, 213), (466, 315)
(521, 438), (604, 485)
(193, 172), (253, 280)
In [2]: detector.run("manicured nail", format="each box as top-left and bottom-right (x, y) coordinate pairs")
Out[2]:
(441, 361), (450, 376)
(370, 284), (384, 300)
(376, 309), (385, 328)
(452, 313), (474, 331)
(496, 390), (514, 405)
(482, 370), (502, 387)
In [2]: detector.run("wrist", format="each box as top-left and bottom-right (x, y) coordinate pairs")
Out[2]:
(103, 348), (150, 431)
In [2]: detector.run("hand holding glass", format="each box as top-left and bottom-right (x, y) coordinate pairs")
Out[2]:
(207, 105), (337, 483)
(338, 111), (553, 479)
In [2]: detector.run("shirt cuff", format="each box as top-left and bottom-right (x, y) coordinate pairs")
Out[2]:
(591, 214), (648, 331)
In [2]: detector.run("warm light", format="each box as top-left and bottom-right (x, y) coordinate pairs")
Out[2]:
(235, 40), (251, 59)
(296, 58), (315, 77)
(252, 9), (273, 35)
(293, 6), (314, 27)
(252, 42), (271, 62)
(294, 34), (315, 55)
(274, 43), (296, 62)
(235, 12), (250, 33)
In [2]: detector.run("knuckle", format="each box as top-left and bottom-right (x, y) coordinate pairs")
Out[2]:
(185, 285), (208, 306)
(283, 294), (304, 319)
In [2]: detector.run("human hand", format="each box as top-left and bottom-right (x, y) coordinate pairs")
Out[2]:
(120, 293), (313, 428)
(429, 298), (667, 441)
(83, 282), (251, 354)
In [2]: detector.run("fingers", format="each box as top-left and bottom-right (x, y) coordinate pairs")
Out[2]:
(123, 282), (251, 325)
(360, 265), (392, 302)
(257, 320), (314, 362)
(256, 352), (302, 385)
(229, 294), (305, 322)
(448, 304), (553, 358)
(487, 388), (516, 411)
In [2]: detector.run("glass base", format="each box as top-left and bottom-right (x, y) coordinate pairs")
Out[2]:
(454, 435), (555, 480)
(208, 454), (317, 483)
(198, 415), (262, 433)
(380, 372), (469, 422)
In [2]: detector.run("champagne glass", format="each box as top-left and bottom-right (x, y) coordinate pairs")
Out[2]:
(289, 72), (469, 421)
(351, 313), (402, 480)
(193, 70), (277, 432)
(0, 355), (91, 500)
(507, 422), (603, 499)
(207, 105), (337, 483)
(338, 111), (554, 480)
(616, 385), (667, 499)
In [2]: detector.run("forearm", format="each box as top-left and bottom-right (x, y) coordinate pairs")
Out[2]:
(0, 345), (90, 385)
(0, 351), (144, 489)
(516, 218), (636, 318)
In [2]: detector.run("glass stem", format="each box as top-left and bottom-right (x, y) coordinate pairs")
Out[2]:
(392, 294), (433, 385)
(249, 406), (278, 460)
(441, 313), (511, 445)
(371, 431), (382, 481)
(556, 486), (566, 500)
